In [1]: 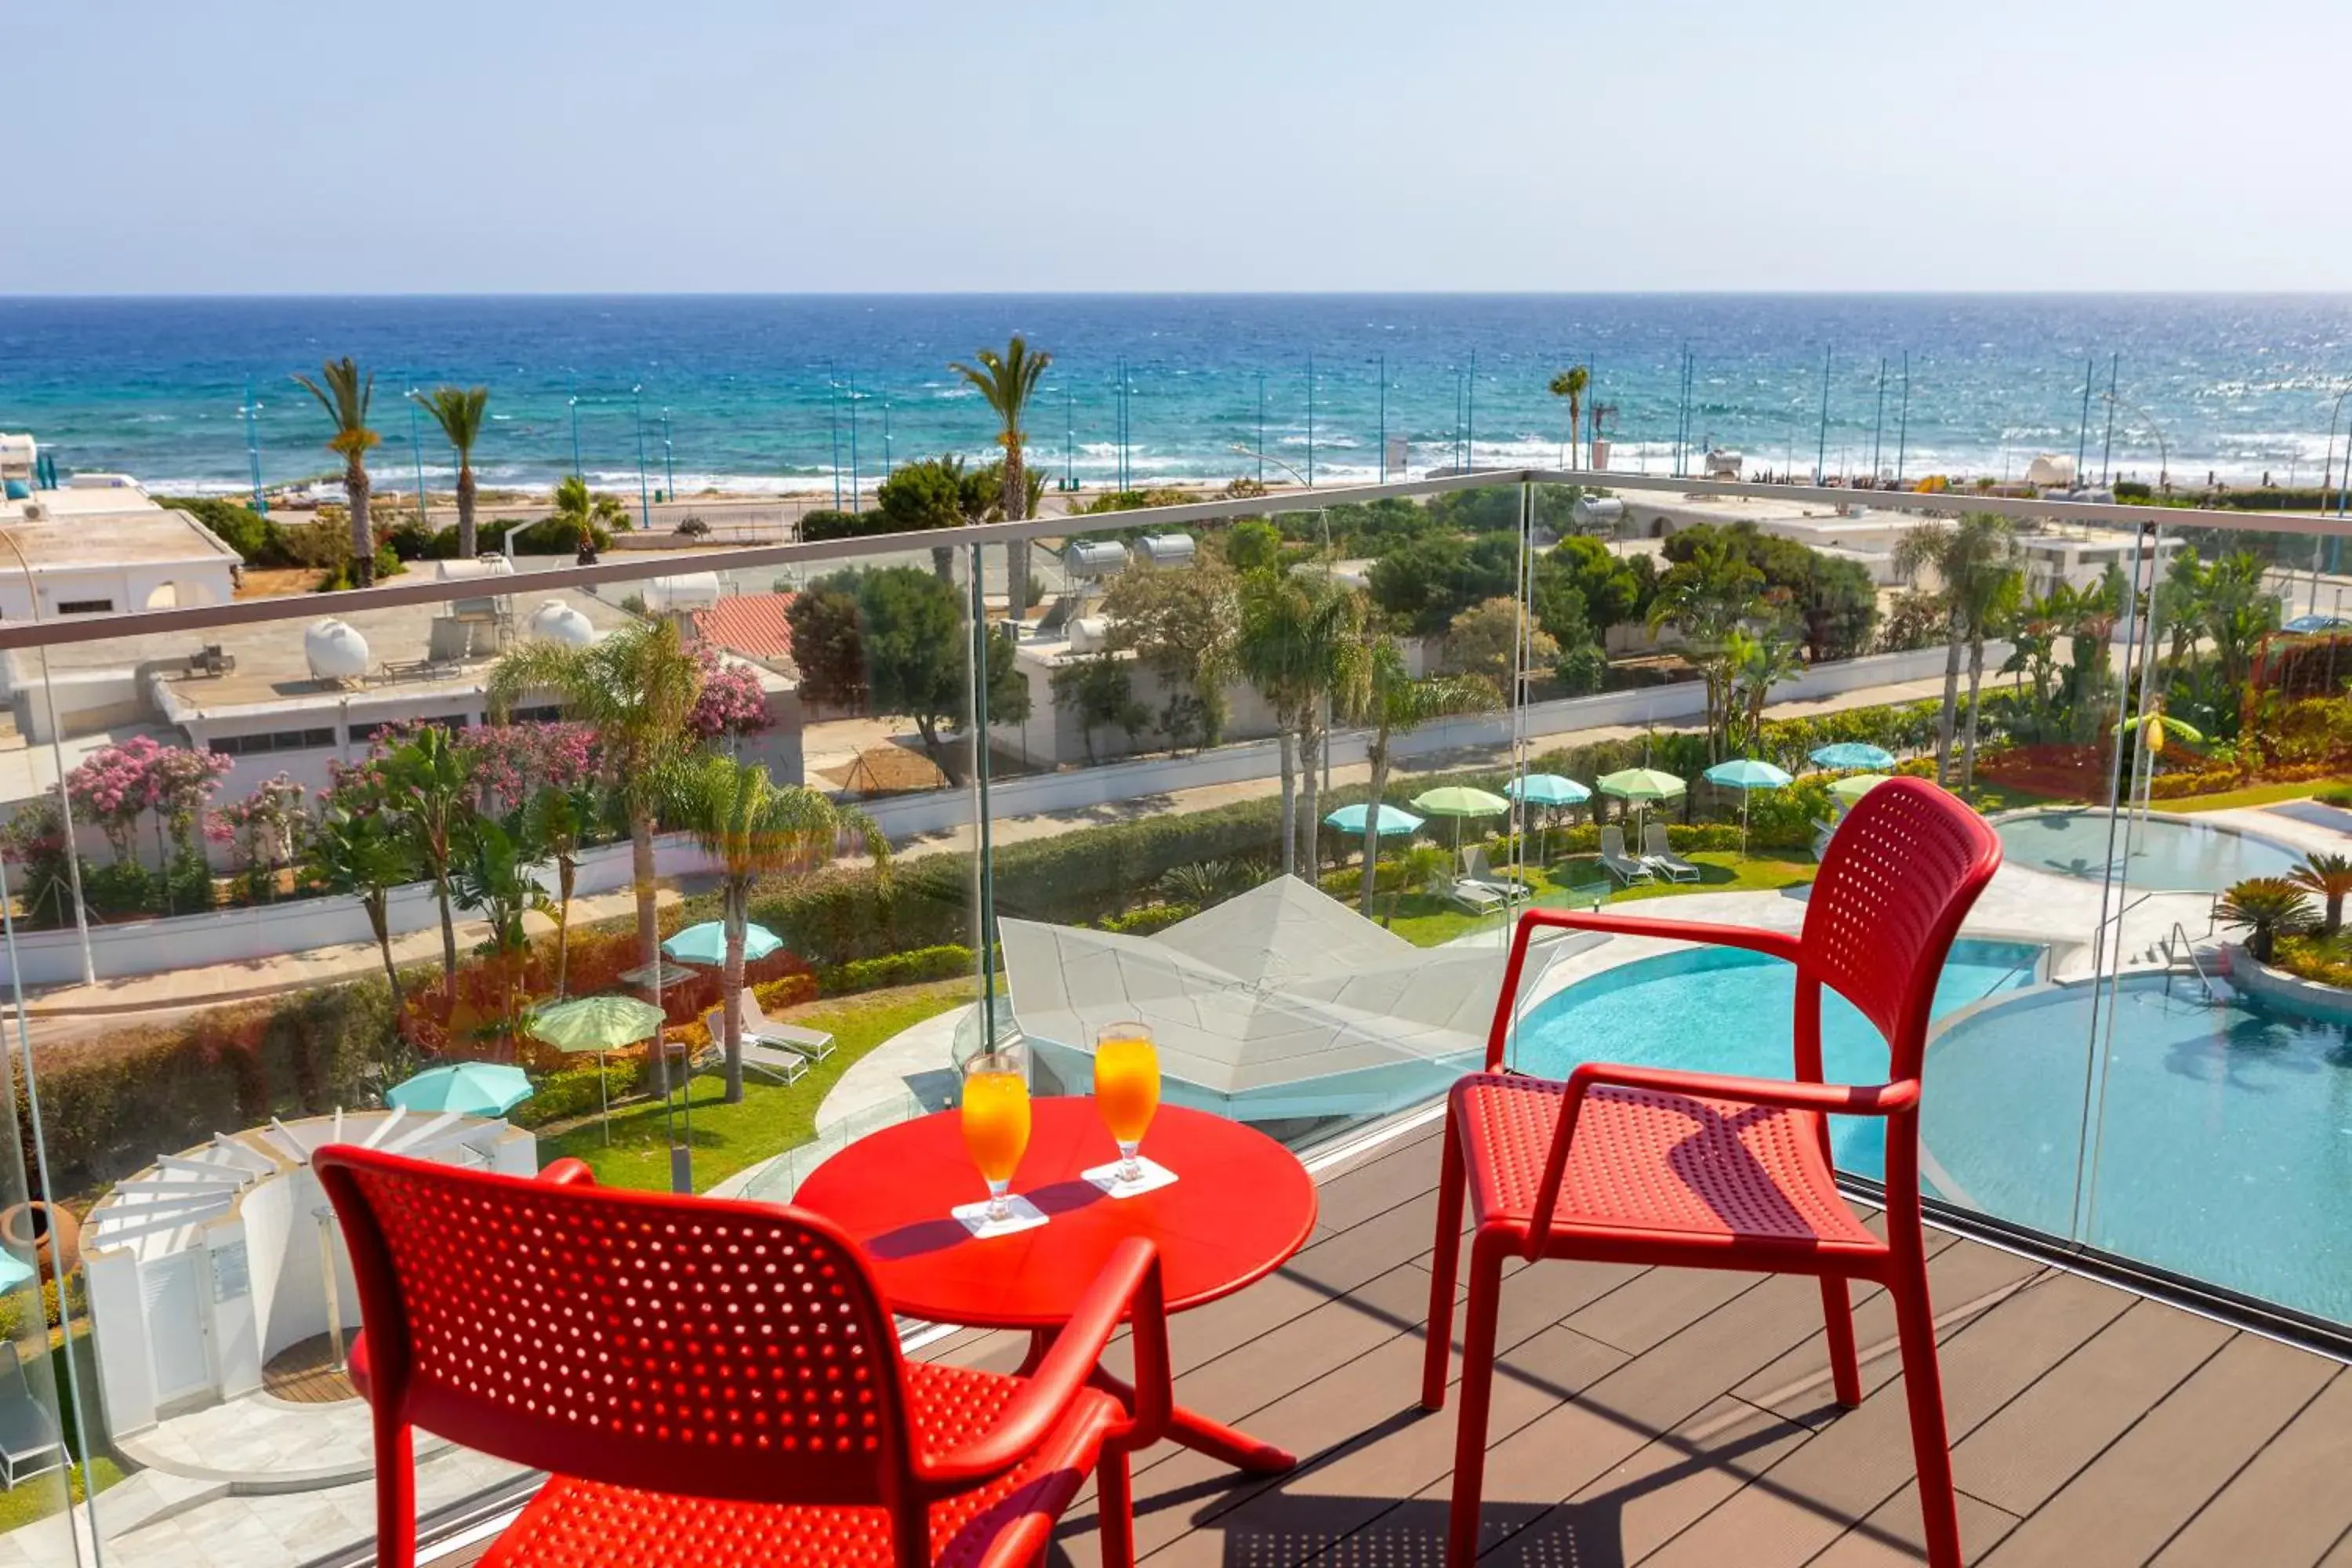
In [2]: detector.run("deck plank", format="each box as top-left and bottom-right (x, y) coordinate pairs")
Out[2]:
(2153, 1368), (2352, 1566)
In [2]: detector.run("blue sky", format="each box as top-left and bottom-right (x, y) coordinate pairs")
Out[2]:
(9, 0), (2350, 293)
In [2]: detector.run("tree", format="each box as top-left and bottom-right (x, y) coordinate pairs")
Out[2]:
(1893, 513), (2020, 789)
(2216, 877), (2314, 964)
(666, 755), (886, 1102)
(291, 357), (380, 587)
(1367, 532), (1519, 637)
(303, 802), (417, 1007)
(1237, 571), (1367, 876)
(448, 815), (546, 1054)
(413, 385), (490, 558)
(1726, 626), (1806, 754)
(1549, 535), (1653, 630)
(1345, 642), (1497, 913)
(875, 455), (984, 582)
(546, 474), (630, 550)
(783, 584), (868, 712)
(2292, 852), (2352, 935)
(1648, 536), (1764, 759)
(1100, 556), (1242, 749)
(1225, 520), (1283, 572)
(381, 725), (475, 991)
(1051, 654), (1149, 764)
(517, 779), (603, 998)
(837, 567), (1029, 786)
(949, 336), (1051, 620)
(1446, 596), (1557, 693)
(491, 618), (705, 1089)
(1548, 366), (1590, 468)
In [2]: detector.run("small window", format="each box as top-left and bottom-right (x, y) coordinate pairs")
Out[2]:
(56, 599), (114, 615)
(508, 705), (563, 725)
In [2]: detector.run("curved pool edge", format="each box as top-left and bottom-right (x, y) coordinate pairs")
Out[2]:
(1985, 804), (2309, 892)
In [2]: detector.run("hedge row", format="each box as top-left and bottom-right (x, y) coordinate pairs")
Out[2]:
(817, 945), (975, 996)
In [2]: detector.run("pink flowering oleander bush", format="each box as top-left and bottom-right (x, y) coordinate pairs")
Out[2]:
(688, 649), (772, 740)
(65, 735), (234, 862)
(209, 774), (310, 902)
(456, 720), (601, 813)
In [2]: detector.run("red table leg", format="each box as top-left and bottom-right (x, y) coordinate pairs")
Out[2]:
(1020, 1329), (1295, 1474)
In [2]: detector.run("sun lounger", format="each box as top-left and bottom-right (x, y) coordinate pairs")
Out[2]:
(1811, 816), (1840, 862)
(699, 1007), (811, 1087)
(1459, 846), (1530, 904)
(1599, 826), (1653, 886)
(739, 993), (837, 1062)
(1641, 822), (1702, 883)
(1446, 878), (1508, 916)
(0, 1343), (62, 1490)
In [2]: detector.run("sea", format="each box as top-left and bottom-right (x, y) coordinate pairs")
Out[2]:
(2, 294), (2347, 499)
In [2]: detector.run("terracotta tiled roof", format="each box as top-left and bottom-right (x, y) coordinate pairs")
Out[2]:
(692, 592), (796, 662)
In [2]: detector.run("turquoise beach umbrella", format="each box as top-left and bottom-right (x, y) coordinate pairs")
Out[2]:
(1704, 759), (1795, 857)
(1324, 803), (1424, 837)
(1810, 742), (1896, 771)
(1504, 774), (1592, 808)
(664, 920), (782, 967)
(386, 1062), (533, 1118)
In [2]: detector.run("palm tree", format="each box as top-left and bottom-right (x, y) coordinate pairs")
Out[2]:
(491, 619), (704, 1089)
(1548, 367), (1590, 469)
(666, 755), (887, 1102)
(949, 337), (1051, 622)
(1237, 572), (1367, 877)
(2216, 876), (2314, 964)
(2293, 853), (2352, 935)
(1345, 641), (1497, 913)
(1893, 513), (2020, 789)
(1383, 842), (1453, 928)
(448, 815), (548, 1055)
(413, 386), (491, 557)
(1646, 537), (1762, 760)
(303, 805), (416, 1007)
(1726, 626), (1806, 755)
(383, 727), (475, 992)
(547, 474), (630, 550)
(517, 779), (602, 997)
(292, 358), (380, 586)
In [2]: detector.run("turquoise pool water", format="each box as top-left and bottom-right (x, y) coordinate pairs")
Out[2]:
(1926, 979), (2352, 1324)
(1510, 938), (2045, 1176)
(1993, 808), (2301, 891)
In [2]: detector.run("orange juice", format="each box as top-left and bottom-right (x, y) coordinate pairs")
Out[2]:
(1094, 1036), (1161, 1147)
(960, 1069), (1031, 1187)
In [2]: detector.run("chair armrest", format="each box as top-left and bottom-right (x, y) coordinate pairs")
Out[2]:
(1521, 1061), (1918, 1259)
(916, 1237), (1170, 1490)
(1524, 907), (1802, 962)
(537, 1158), (597, 1187)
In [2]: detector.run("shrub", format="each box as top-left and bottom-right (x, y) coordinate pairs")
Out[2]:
(2114, 480), (2154, 501)
(383, 517), (462, 561)
(510, 1059), (645, 1129)
(1097, 903), (1196, 936)
(752, 974), (822, 1011)
(163, 496), (304, 567)
(510, 514), (609, 554)
(818, 945), (975, 995)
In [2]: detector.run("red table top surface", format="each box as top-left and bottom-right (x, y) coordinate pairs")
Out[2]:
(791, 1099), (1319, 1328)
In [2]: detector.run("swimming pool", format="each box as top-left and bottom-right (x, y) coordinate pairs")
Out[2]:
(1992, 808), (2302, 891)
(1925, 978), (2352, 1324)
(1509, 938), (2046, 1175)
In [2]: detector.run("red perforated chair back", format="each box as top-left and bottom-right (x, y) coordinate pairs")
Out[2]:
(1800, 776), (2002, 1080)
(315, 1145), (913, 1509)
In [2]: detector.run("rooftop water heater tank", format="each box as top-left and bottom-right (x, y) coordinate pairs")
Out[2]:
(304, 618), (371, 681)
(1063, 540), (1130, 579)
(1570, 496), (1624, 532)
(641, 573), (722, 612)
(1704, 449), (1744, 479)
(1134, 533), (1195, 568)
(524, 599), (597, 648)
(1068, 616), (1111, 653)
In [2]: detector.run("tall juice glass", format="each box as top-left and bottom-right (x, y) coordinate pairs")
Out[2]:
(960, 1048), (1031, 1222)
(1093, 1022), (1161, 1185)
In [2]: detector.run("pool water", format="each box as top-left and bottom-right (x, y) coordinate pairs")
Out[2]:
(1993, 808), (2301, 891)
(1926, 979), (2352, 1323)
(1510, 938), (2045, 1176)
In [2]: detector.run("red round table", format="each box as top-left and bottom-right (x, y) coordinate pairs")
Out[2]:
(793, 1098), (1318, 1472)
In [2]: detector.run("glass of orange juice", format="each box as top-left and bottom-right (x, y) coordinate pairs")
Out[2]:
(960, 1047), (1031, 1223)
(1093, 1022), (1161, 1185)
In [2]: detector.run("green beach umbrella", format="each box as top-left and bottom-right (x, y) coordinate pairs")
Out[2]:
(528, 994), (667, 1140)
(386, 1062), (533, 1118)
(1597, 767), (1686, 834)
(1411, 785), (1512, 851)
(1830, 772), (1897, 808)
(663, 920), (782, 967)
(1703, 759), (1794, 857)
(1324, 803), (1424, 837)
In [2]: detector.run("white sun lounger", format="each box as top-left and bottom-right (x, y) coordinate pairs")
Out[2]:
(1641, 822), (1702, 883)
(699, 1007), (811, 1087)
(739, 993), (837, 1062)
(1599, 826), (1653, 885)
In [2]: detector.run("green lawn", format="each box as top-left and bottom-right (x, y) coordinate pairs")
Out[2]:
(0, 1331), (128, 1536)
(1376, 851), (1817, 946)
(542, 980), (975, 1193)
(2150, 778), (2352, 814)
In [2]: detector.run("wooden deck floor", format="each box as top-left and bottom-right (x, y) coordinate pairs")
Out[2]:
(436, 1116), (2352, 1566)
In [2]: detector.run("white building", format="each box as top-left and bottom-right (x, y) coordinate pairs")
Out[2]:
(0, 445), (241, 622)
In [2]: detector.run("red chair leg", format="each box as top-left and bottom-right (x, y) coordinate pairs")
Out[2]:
(1819, 1275), (1863, 1407)
(1422, 1109), (1468, 1411)
(1445, 1230), (1508, 1568)
(1891, 1254), (1964, 1568)
(374, 1408), (415, 1568)
(1097, 1444), (1135, 1568)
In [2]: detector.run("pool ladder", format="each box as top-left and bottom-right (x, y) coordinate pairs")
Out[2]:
(2158, 920), (2232, 1004)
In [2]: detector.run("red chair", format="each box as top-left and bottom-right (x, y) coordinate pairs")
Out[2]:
(316, 1145), (1171, 1568)
(1421, 776), (2000, 1568)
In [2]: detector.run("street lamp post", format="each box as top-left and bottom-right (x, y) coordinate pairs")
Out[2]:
(1813, 346), (1832, 485)
(1374, 354), (1388, 482)
(847, 375), (861, 509)
(568, 395), (581, 480)
(241, 381), (267, 514)
(1895, 350), (1911, 485)
(1305, 354), (1316, 488)
(2323, 386), (2351, 510)
(1255, 372), (1265, 486)
(406, 388), (430, 529)
(661, 407), (674, 499)
(633, 385), (650, 528)
(2103, 391), (2169, 493)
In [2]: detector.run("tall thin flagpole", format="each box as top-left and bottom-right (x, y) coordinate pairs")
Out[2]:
(827, 363), (841, 510)
(1465, 351), (1477, 469)
(1305, 354), (1316, 488)
(1377, 354), (1388, 481)
(2100, 354), (2120, 485)
(1895, 351), (1911, 484)
(2075, 358), (2095, 480)
(1871, 358), (1887, 481)
(1813, 346), (1832, 484)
